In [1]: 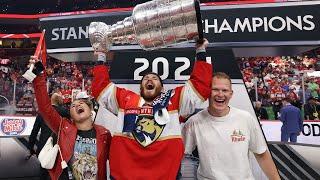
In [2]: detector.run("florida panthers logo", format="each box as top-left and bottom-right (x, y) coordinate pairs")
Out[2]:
(132, 114), (165, 147)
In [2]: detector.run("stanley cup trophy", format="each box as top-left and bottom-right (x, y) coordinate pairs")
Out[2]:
(89, 0), (203, 52)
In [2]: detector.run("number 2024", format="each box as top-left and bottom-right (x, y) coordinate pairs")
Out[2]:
(134, 57), (212, 81)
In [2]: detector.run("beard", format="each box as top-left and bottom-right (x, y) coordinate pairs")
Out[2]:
(140, 86), (162, 102)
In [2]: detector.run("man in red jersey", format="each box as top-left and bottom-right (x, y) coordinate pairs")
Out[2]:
(92, 39), (212, 179)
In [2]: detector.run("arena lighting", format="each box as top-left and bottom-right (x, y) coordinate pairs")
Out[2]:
(0, 33), (42, 39)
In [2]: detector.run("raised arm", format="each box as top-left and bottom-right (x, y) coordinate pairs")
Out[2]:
(91, 52), (136, 115)
(91, 53), (112, 99)
(189, 39), (212, 99)
(29, 57), (63, 133)
(177, 39), (212, 118)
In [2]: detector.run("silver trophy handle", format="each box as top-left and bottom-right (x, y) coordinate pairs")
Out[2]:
(22, 63), (37, 82)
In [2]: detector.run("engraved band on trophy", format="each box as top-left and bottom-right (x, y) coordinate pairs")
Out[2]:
(89, 0), (203, 52)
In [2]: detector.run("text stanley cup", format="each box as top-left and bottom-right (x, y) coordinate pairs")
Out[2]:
(89, 0), (203, 52)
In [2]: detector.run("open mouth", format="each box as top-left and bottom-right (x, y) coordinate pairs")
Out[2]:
(215, 99), (225, 104)
(77, 108), (84, 114)
(84, 171), (94, 179)
(146, 83), (154, 90)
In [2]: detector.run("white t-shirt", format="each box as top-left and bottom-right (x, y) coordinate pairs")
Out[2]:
(182, 107), (267, 180)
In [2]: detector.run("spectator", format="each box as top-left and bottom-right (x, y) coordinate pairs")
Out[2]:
(280, 98), (303, 143)
(28, 93), (70, 180)
(272, 98), (282, 119)
(182, 72), (280, 179)
(298, 84), (312, 104)
(254, 101), (269, 120)
(308, 78), (319, 99)
(238, 55), (318, 118)
(304, 97), (320, 120)
(29, 57), (112, 180)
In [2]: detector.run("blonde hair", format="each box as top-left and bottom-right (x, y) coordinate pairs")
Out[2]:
(213, 72), (232, 84)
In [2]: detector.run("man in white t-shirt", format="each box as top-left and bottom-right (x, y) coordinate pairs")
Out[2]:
(182, 72), (280, 180)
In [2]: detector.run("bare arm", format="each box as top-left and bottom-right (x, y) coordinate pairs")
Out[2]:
(254, 150), (280, 180)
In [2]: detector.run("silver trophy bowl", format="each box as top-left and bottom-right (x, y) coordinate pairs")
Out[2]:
(89, 0), (203, 52)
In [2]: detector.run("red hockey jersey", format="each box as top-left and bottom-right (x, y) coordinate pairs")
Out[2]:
(92, 60), (212, 179)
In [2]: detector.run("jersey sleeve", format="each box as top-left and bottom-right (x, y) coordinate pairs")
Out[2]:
(177, 57), (212, 119)
(33, 74), (63, 133)
(92, 64), (136, 115)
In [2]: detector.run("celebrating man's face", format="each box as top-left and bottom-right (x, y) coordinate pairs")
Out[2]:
(209, 77), (233, 116)
(140, 74), (163, 102)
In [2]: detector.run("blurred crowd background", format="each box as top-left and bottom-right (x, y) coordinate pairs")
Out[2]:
(239, 55), (319, 120)
(1, 51), (319, 118)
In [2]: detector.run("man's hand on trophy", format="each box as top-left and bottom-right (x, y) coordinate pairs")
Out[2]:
(94, 51), (107, 63)
(196, 38), (209, 51)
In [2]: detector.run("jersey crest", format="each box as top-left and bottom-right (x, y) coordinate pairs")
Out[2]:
(124, 107), (165, 147)
(132, 113), (165, 147)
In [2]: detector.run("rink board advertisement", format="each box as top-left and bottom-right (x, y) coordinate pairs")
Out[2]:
(261, 120), (320, 145)
(40, 1), (320, 51)
(0, 116), (36, 137)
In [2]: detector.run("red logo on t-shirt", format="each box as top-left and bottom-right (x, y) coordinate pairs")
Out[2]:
(231, 130), (246, 142)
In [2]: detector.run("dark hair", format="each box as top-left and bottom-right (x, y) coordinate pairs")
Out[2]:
(141, 72), (163, 87)
(73, 98), (93, 110)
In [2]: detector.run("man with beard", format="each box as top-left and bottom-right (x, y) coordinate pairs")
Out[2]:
(92, 39), (212, 179)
